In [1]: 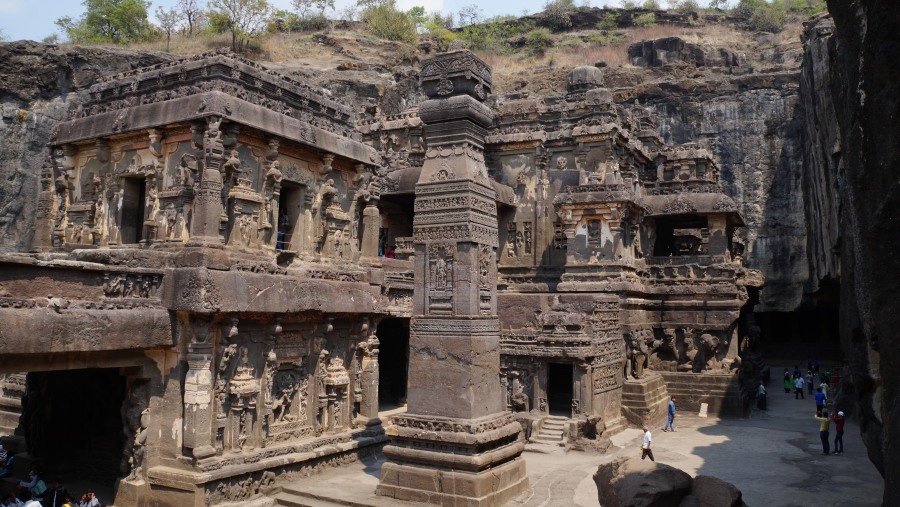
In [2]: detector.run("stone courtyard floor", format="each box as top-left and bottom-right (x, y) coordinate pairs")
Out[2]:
(272, 383), (884, 507)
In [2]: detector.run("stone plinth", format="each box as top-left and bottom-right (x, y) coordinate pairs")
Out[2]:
(621, 372), (670, 429)
(659, 371), (747, 417)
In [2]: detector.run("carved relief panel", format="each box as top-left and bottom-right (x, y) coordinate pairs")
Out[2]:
(427, 243), (454, 315)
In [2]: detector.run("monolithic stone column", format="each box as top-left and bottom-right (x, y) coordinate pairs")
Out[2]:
(377, 48), (528, 506)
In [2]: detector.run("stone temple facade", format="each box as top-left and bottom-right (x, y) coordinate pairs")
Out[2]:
(0, 48), (762, 507)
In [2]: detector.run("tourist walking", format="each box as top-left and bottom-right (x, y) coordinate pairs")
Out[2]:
(783, 369), (792, 394)
(663, 396), (676, 431)
(756, 382), (767, 410)
(832, 411), (845, 454)
(815, 411), (831, 455)
(640, 426), (654, 461)
(805, 370), (815, 395)
(794, 375), (805, 399)
(815, 386), (827, 413)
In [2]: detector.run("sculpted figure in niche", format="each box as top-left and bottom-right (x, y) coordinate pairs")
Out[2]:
(434, 256), (448, 288)
(126, 408), (150, 482)
(222, 150), (242, 179)
(695, 333), (721, 372)
(626, 330), (650, 379)
(272, 371), (300, 423)
(178, 153), (198, 187)
(556, 157), (568, 170)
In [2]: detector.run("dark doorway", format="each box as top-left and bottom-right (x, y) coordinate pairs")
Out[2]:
(120, 178), (146, 244)
(21, 369), (126, 487)
(377, 318), (409, 409)
(547, 363), (573, 416)
(277, 183), (302, 251)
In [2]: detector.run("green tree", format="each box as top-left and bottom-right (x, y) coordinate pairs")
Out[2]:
(457, 4), (482, 26)
(55, 0), (155, 44)
(156, 6), (180, 51)
(642, 0), (661, 8)
(177, 0), (205, 35)
(208, 0), (272, 51)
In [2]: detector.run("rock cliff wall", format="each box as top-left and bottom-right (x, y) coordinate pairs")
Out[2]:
(0, 42), (170, 253)
(621, 67), (807, 312)
(820, 0), (899, 503)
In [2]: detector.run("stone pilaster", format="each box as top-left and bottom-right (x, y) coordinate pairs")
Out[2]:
(377, 48), (528, 506)
(187, 117), (226, 248)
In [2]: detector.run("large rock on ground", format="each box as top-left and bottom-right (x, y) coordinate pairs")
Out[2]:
(594, 458), (747, 507)
(594, 456), (692, 506)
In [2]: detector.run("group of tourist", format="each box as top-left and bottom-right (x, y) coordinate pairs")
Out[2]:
(814, 410), (846, 455)
(5, 467), (102, 507)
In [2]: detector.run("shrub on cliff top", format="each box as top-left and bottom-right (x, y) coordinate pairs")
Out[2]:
(361, 0), (417, 43)
(542, 0), (575, 32)
(749, 3), (787, 32)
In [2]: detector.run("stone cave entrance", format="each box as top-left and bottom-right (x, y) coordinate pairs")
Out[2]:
(547, 363), (573, 416)
(21, 368), (126, 488)
(377, 317), (409, 410)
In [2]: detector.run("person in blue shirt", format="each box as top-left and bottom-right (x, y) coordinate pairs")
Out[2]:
(815, 386), (827, 413)
(663, 396), (676, 432)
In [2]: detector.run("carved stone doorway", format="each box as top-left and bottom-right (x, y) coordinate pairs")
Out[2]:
(377, 317), (409, 410)
(120, 177), (146, 245)
(21, 369), (127, 487)
(547, 362), (574, 416)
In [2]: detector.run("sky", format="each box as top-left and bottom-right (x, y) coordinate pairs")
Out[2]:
(0, 0), (624, 43)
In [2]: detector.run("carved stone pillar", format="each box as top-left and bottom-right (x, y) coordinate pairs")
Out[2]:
(183, 343), (216, 460)
(188, 117), (226, 247)
(361, 202), (381, 260)
(358, 322), (381, 422)
(377, 48), (528, 506)
(34, 156), (57, 251)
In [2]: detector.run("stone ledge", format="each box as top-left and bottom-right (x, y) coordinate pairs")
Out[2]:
(147, 432), (389, 490)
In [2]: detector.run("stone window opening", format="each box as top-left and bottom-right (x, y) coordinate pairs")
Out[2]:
(651, 215), (709, 257)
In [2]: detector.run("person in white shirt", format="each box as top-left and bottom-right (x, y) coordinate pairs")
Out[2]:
(794, 375), (805, 399)
(641, 426), (654, 461)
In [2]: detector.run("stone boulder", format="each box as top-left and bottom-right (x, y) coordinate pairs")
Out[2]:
(594, 457), (747, 507)
(594, 456), (692, 506)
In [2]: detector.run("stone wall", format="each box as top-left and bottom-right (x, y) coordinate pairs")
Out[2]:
(820, 0), (900, 503)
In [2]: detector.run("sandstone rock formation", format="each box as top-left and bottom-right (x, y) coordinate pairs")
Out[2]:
(594, 456), (747, 507)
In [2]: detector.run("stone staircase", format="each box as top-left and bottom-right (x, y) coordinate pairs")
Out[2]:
(621, 373), (670, 429)
(531, 415), (567, 446)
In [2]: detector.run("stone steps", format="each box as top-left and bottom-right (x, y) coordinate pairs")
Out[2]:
(532, 416), (566, 445)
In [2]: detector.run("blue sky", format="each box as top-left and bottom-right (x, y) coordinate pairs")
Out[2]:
(0, 0), (624, 42)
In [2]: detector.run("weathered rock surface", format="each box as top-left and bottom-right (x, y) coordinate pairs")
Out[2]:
(0, 42), (171, 253)
(823, 0), (900, 503)
(594, 457), (748, 507)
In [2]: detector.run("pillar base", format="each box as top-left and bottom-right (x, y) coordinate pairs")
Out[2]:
(376, 412), (528, 506)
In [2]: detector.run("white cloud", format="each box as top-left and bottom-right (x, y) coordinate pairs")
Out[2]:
(0, 0), (24, 14)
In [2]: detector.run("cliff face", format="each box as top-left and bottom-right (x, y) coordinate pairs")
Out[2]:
(821, 0), (900, 502)
(0, 42), (170, 253)
(631, 72), (807, 312)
